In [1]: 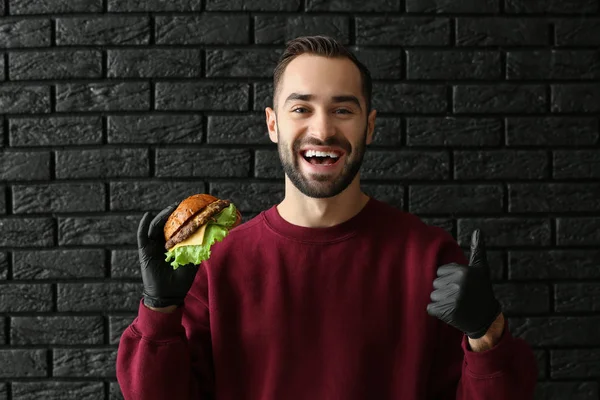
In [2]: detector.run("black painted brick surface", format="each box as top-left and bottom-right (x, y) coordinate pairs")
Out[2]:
(0, 1), (598, 399)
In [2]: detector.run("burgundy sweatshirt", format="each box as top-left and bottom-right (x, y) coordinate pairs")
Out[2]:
(117, 197), (538, 400)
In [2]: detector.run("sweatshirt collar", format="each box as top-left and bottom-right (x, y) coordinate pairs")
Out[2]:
(262, 197), (375, 243)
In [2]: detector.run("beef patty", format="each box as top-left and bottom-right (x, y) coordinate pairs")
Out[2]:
(165, 199), (230, 250)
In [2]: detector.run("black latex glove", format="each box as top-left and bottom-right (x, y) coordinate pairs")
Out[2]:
(137, 202), (200, 309)
(426, 229), (501, 339)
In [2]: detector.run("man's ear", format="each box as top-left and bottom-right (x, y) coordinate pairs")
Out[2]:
(366, 109), (377, 145)
(265, 107), (278, 143)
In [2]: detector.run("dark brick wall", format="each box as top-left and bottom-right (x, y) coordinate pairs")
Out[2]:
(0, 1), (599, 399)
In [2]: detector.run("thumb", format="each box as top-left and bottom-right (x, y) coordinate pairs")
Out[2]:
(468, 229), (488, 268)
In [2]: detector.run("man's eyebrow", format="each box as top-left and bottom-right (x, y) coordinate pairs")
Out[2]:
(283, 93), (362, 110)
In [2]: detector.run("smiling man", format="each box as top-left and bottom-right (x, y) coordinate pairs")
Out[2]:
(117, 36), (538, 400)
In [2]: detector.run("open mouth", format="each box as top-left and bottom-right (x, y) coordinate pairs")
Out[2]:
(300, 149), (343, 166)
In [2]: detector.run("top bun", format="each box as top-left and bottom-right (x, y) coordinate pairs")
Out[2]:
(164, 194), (218, 242)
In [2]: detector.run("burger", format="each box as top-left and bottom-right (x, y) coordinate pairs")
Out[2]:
(163, 194), (241, 270)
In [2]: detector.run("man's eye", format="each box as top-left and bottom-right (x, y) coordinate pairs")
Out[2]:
(335, 109), (352, 114)
(292, 107), (308, 113)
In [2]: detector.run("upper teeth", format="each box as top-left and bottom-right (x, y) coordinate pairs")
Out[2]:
(304, 150), (339, 158)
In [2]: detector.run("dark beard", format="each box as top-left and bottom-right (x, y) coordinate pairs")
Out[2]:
(277, 122), (368, 199)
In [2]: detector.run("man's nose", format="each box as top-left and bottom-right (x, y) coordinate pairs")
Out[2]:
(307, 110), (335, 140)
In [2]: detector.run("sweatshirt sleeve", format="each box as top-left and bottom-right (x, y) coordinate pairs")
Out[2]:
(116, 266), (214, 400)
(427, 236), (538, 400)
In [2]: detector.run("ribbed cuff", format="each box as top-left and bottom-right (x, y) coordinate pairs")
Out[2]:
(462, 321), (515, 376)
(132, 299), (186, 341)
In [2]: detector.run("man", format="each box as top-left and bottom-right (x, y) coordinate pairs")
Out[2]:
(117, 36), (537, 399)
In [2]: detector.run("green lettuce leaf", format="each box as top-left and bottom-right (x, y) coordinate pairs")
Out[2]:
(164, 204), (237, 270)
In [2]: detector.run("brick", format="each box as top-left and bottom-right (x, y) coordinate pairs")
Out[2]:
(10, 50), (102, 80)
(555, 283), (600, 312)
(356, 17), (450, 46)
(156, 148), (251, 178)
(0, 253), (7, 280)
(555, 19), (600, 46)
(207, 0), (300, 10)
(54, 348), (117, 378)
(455, 150), (547, 180)
(13, 183), (105, 214)
(156, 82), (249, 111)
(56, 83), (150, 112)
(108, 0), (201, 11)
(407, 0), (498, 12)
(56, 17), (150, 45)
(0, 319), (4, 343)
(58, 216), (139, 246)
(211, 182), (284, 212)
(407, 118), (502, 147)
(254, 15), (350, 44)
(492, 283), (549, 314)
(534, 382), (598, 399)
(422, 218), (454, 236)
(110, 181), (206, 211)
(362, 184), (404, 210)
(308, 0), (399, 11)
(13, 250), (106, 279)
(10, 117), (102, 146)
(373, 84), (446, 113)
(510, 316), (600, 346)
(0, 19), (51, 48)
(506, 117), (598, 146)
(506, 0), (598, 13)
(557, 218), (600, 246)
(0, 58), (4, 81)
(554, 150), (600, 179)
(206, 49), (282, 78)
(477, 250), (505, 281)
(0, 151), (50, 181)
(254, 82), (274, 111)
(372, 117), (402, 146)
(108, 115), (203, 144)
(509, 250), (600, 280)
(109, 315), (136, 344)
(111, 250), (140, 279)
(407, 50), (501, 80)
(0, 218), (53, 247)
(456, 18), (548, 46)
(156, 15), (249, 45)
(457, 218), (551, 247)
(0, 350), (46, 378)
(58, 283), (142, 312)
(107, 49), (201, 78)
(0, 284), (52, 312)
(110, 382), (125, 400)
(507, 50), (600, 80)
(510, 184), (600, 213)
(352, 48), (403, 80)
(11, 316), (103, 345)
(453, 85), (546, 113)
(409, 185), (503, 214)
(55, 149), (149, 179)
(12, 382), (104, 400)
(12, 0), (103, 13)
(254, 150), (282, 179)
(0, 85), (50, 114)
(207, 115), (270, 144)
(551, 349), (600, 379)
(362, 151), (449, 180)
(552, 84), (600, 113)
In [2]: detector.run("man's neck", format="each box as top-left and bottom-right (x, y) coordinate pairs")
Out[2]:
(276, 178), (370, 228)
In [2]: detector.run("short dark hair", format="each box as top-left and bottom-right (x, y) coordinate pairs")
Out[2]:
(272, 35), (372, 112)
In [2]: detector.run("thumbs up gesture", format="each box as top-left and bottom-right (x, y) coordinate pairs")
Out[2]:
(426, 229), (501, 339)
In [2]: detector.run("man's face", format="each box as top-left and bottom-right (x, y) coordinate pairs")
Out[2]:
(266, 54), (376, 199)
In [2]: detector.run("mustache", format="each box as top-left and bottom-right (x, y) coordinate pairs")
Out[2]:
(292, 136), (352, 154)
